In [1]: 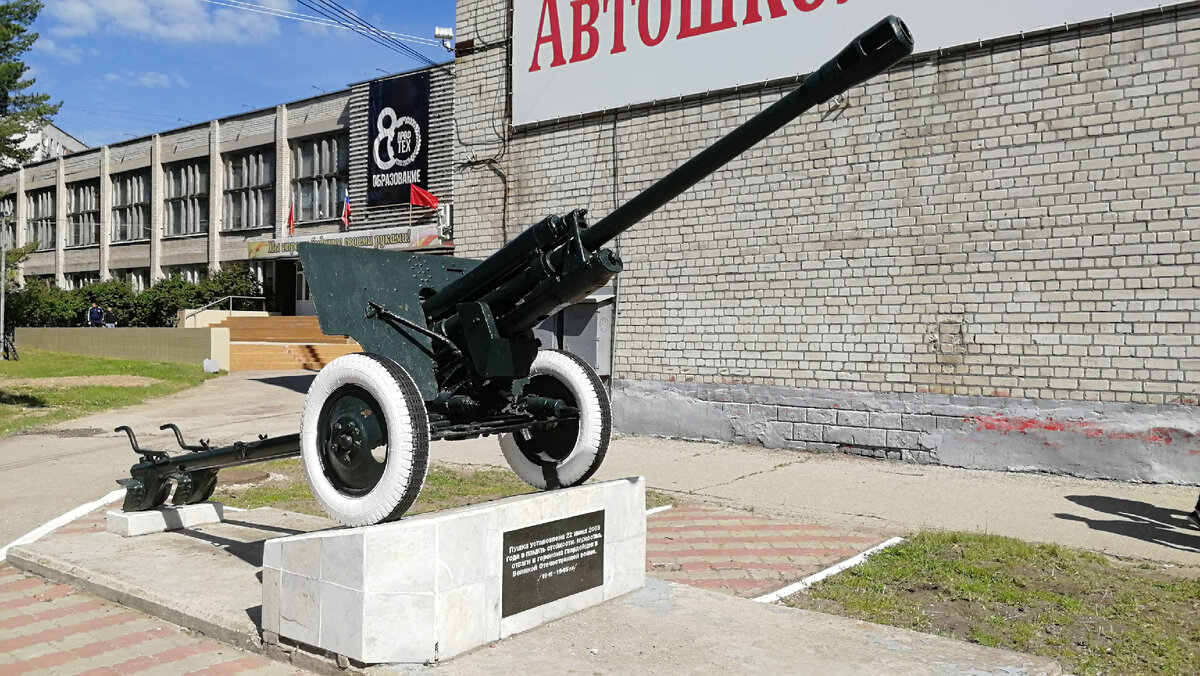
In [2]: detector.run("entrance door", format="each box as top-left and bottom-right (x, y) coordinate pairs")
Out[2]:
(295, 265), (316, 316)
(273, 260), (297, 316)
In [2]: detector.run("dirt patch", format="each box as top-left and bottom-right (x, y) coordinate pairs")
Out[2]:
(0, 375), (164, 388)
(218, 468), (272, 485)
(42, 427), (109, 438)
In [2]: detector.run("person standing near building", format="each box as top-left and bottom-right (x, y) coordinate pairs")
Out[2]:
(1189, 496), (1199, 530)
(87, 303), (103, 327)
(103, 307), (116, 328)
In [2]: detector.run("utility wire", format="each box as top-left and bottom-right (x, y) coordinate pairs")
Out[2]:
(60, 104), (193, 124)
(308, 0), (437, 66)
(197, 0), (440, 46)
(294, 0), (437, 67)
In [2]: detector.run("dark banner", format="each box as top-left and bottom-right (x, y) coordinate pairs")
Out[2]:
(367, 72), (430, 206)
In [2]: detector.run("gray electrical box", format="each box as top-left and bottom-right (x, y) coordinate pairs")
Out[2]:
(534, 290), (614, 378)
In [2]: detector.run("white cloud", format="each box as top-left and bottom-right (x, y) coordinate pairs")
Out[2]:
(45, 0), (291, 44)
(34, 38), (87, 63)
(103, 70), (186, 88)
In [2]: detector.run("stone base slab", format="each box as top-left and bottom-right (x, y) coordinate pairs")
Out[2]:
(261, 477), (647, 664)
(106, 502), (226, 537)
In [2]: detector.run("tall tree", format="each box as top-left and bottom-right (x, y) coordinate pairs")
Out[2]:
(0, 0), (58, 167)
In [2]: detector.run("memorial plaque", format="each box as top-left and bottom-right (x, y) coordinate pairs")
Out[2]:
(501, 510), (604, 617)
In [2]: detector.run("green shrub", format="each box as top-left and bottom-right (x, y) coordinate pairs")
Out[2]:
(8, 264), (266, 329)
(6, 277), (85, 329)
(132, 276), (200, 327)
(196, 263), (263, 311)
(80, 280), (137, 327)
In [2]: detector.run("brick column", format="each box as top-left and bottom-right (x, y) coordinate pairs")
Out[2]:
(14, 166), (25, 285)
(99, 146), (112, 280)
(54, 156), (65, 287)
(149, 135), (163, 282)
(274, 105), (290, 239)
(208, 120), (222, 273)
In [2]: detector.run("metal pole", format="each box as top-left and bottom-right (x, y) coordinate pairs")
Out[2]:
(1, 216), (7, 344)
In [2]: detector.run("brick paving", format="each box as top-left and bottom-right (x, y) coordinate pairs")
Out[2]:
(1, 499), (895, 671)
(645, 506), (895, 598)
(1, 500), (315, 676)
(0, 562), (313, 676)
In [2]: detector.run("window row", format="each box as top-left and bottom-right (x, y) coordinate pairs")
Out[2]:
(0, 135), (349, 251)
(56, 267), (201, 292)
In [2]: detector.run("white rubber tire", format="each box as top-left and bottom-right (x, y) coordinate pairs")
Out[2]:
(300, 353), (430, 527)
(500, 350), (610, 490)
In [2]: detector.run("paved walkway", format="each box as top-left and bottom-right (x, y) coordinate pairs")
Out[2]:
(646, 506), (893, 598)
(2, 370), (1195, 672)
(1, 488), (901, 673)
(0, 563), (311, 676)
(0, 496), (319, 676)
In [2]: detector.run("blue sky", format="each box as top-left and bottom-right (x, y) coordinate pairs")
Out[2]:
(27, 0), (456, 147)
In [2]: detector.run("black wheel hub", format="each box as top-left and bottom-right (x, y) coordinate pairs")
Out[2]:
(318, 385), (389, 495)
(516, 374), (578, 463)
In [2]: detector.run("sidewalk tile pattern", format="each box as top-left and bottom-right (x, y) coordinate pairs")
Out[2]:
(0, 563), (311, 675)
(7, 500), (892, 670)
(645, 506), (893, 598)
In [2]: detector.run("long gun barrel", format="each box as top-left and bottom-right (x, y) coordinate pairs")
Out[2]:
(118, 16), (917, 526)
(421, 16), (915, 328)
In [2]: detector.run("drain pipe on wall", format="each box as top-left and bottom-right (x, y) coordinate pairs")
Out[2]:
(607, 111), (621, 390)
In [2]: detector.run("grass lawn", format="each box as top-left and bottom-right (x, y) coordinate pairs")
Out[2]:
(784, 531), (1200, 676)
(213, 458), (677, 517)
(0, 348), (215, 436)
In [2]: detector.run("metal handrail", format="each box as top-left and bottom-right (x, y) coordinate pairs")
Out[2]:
(182, 295), (266, 327)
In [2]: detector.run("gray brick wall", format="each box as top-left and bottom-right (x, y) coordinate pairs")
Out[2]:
(456, 2), (1200, 408)
(220, 110), (276, 141)
(288, 95), (347, 128)
(160, 125), (210, 156)
(63, 151), (99, 175)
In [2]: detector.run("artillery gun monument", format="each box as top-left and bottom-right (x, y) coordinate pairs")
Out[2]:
(116, 16), (916, 530)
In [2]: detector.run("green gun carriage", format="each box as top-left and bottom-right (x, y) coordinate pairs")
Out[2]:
(116, 16), (915, 527)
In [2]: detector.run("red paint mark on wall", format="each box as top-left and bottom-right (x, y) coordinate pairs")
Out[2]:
(970, 415), (1197, 449)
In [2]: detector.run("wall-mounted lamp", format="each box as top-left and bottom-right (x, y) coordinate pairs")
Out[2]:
(434, 26), (454, 51)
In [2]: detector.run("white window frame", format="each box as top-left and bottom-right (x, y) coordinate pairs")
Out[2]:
(223, 148), (274, 231)
(65, 272), (99, 289)
(112, 169), (150, 242)
(0, 196), (15, 247)
(112, 267), (149, 293)
(165, 160), (209, 236)
(164, 263), (206, 284)
(26, 189), (55, 251)
(291, 134), (348, 223)
(67, 180), (100, 247)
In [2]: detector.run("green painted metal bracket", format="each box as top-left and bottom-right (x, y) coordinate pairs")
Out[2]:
(298, 242), (480, 400)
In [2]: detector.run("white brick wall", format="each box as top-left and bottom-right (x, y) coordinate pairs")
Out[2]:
(456, 2), (1200, 407)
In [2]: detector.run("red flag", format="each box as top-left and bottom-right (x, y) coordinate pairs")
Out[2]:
(341, 195), (351, 229)
(287, 203), (294, 235)
(410, 184), (439, 209)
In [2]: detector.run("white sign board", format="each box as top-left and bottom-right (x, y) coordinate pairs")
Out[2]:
(246, 225), (451, 259)
(513, 0), (1188, 125)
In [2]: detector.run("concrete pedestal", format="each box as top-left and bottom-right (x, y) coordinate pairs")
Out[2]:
(261, 477), (646, 664)
(106, 502), (226, 537)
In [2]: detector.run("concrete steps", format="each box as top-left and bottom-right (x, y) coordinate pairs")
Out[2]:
(228, 343), (361, 371)
(217, 316), (360, 371)
(214, 316), (354, 344)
